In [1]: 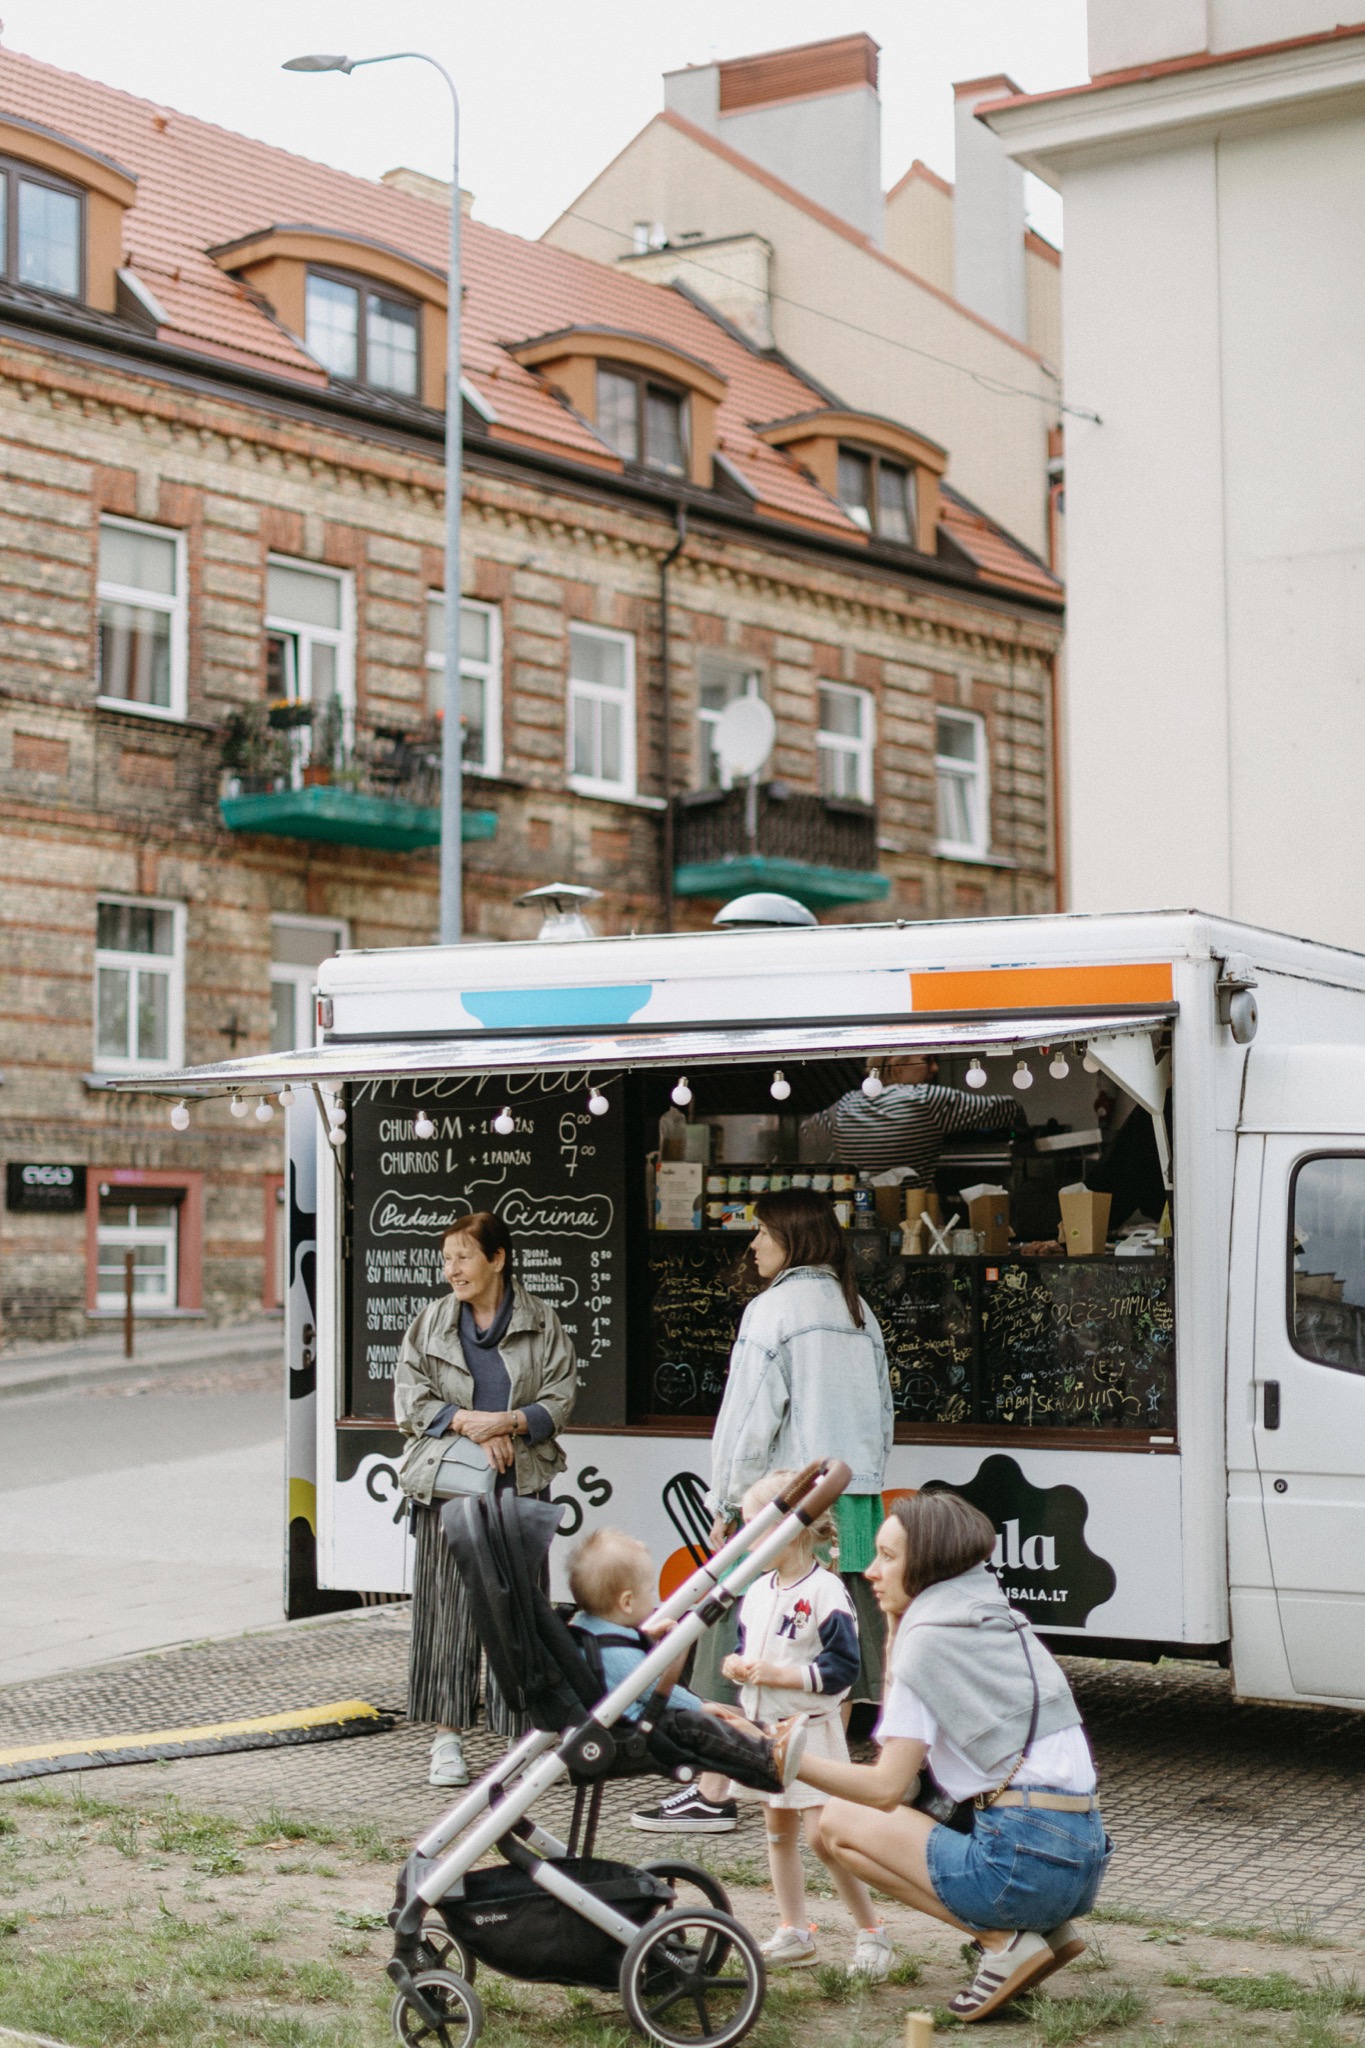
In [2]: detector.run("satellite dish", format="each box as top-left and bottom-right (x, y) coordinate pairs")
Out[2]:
(713, 695), (775, 783)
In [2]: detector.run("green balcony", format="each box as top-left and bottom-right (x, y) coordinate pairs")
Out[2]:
(672, 787), (890, 910)
(219, 788), (497, 854)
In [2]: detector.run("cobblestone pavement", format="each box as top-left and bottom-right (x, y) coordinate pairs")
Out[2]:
(2, 1609), (1362, 1937)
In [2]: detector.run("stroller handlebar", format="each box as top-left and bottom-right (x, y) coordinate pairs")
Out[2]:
(791, 1458), (852, 1525)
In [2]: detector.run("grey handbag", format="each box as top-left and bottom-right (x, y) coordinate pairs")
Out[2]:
(431, 1432), (499, 1499)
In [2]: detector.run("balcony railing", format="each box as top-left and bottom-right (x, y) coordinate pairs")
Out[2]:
(218, 704), (496, 854)
(672, 784), (889, 909)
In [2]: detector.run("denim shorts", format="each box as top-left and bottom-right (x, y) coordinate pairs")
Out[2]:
(924, 1793), (1114, 1932)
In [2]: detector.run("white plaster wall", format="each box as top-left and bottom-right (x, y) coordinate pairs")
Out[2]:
(545, 119), (1057, 556)
(1208, 1), (1365, 53)
(1216, 112), (1365, 942)
(1088, 0), (1208, 76)
(1060, 143), (1233, 914)
(954, 87), (1028, 340)
(715, 88), (884, 246)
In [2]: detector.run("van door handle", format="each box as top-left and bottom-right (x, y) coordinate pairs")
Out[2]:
(1262, 1380), (1281, 1431)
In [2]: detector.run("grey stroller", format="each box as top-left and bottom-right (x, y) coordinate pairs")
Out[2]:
(386, 1458), (851, 2048)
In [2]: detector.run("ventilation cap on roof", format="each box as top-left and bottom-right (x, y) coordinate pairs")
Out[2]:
(712, 893), (818, 930)
(515, 883), (601, 942)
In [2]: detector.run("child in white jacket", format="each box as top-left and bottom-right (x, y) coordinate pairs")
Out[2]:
(722, 1471), (892, 1978)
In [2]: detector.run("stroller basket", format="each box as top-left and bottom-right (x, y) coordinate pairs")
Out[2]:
(437, 1858), (670, 1989)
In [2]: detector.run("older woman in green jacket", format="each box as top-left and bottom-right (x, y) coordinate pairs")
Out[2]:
(396, 1210), (577, 1787)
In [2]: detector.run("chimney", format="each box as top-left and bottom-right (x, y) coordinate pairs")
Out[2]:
(381, 167), (475, 215)
(664, 34), (884, 245)
(951, 76), (1027, 341)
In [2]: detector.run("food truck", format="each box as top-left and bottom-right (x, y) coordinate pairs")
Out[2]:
(122, 908), (1365, 1711)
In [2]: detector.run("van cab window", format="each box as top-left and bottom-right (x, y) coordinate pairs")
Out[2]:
(1290, 1154), (1365, 1374)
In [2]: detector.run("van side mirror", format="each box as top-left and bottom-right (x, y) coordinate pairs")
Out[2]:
(1215, 954), (1258, 1044)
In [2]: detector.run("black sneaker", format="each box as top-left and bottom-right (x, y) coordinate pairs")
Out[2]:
(630, 1784), (740, 1833)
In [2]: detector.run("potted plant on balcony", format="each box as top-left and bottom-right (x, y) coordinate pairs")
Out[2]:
(221, 703), (293, 794)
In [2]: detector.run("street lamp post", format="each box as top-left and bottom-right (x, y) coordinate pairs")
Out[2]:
(284, 51), (464, 944)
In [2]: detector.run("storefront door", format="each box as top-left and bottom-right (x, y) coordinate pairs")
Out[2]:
(95, 1194), (179, 1310)
(1253, 1140), (1365, 1700)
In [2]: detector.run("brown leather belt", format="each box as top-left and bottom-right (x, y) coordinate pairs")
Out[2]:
(985, 1789), (1098, 1812)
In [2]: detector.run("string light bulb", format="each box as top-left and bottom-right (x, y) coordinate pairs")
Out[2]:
(587, 1084), (609, 1116)
(965, 1058), (987, 1089)
(230, 1095), (249, 1119)
(1012, 1059), (1034, 1090)
(328, 1123), (346, 1148)
(1083, 1048), (1101, 1074)
(861, 1067), (885, 1100)
(671, 1075), (692, 1108)
(1049, 1051), (1070, 1080)
(170, 1101), (190, 1131)
(493, 1106), (515, 1136)
(255, 1099), (275, 1123)
(278, 1086), (295, 1108)
(769, 1070), (791, 1101)
(413, 1109), (435, 1140)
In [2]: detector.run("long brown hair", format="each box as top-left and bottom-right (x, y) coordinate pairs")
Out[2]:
(752, 1187), (865, 1329)
(889, 1489), (997, 1601)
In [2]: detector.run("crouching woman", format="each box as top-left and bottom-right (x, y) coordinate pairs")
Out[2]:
(795, 1492), (1112, 2023)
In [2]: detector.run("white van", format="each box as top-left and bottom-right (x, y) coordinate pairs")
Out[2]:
(128, 907), (1365, 1709)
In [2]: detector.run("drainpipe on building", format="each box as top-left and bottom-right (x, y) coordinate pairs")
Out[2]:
(658, 505), (688, 932)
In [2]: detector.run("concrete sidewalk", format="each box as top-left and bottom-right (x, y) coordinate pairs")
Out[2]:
(0, 1315), (283, 1401)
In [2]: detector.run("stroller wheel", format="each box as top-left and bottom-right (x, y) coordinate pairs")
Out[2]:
(620, 1906), (765, 2048)
(391, 1967), (484, 2048)
(637, 1861), (732, 1919)
(419, 1916), (477, 1983)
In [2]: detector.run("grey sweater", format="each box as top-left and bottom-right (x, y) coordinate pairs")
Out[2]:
(889, 1563), (1082, 1778)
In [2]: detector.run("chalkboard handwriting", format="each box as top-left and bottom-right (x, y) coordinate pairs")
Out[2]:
(499, 1189), (615, 1239)
(369, 1190), (465, 1237)
(355, 1070), (624, 1106)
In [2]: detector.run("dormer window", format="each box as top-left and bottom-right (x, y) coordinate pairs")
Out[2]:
(837, 446), (917, 546)
(304, 268), (419, 397)
(0, 157), (82, 298)
(595, 363), (688, 477)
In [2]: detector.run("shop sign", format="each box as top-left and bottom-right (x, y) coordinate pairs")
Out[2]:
(6, 1162), (87, 1212)
(924, 1453), (1117, 1628)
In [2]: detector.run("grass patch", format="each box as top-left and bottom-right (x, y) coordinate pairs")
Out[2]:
(245, 1806), (341, 1849)
(0, 1817), (16, 1839)
(1184, 1969), (1365, 2017)
(150, 1800), (239, 1859)
(1021, 1983), (1147, 2043)
(885, 1952), (926, 1986)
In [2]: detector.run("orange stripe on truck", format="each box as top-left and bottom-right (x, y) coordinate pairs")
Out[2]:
(909, 963), (1174, 1013)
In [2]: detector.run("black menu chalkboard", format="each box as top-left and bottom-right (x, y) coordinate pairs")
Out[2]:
(643, 1236), (755, 1417)
(980, 1256), (1175, 1431)
(861, 1259), (977, 1427)
(346, 1073), (628, 1427)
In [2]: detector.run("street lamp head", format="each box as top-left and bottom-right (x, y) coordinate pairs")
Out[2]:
(282, 53), (354, 73)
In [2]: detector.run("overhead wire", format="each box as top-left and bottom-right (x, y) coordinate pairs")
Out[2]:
(559, 206), (1102, 426)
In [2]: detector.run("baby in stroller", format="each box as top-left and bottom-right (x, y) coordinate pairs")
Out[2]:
(386, 1462), (849, 2048)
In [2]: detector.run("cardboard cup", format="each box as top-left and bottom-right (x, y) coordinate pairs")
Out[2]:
(966, 1191), (1011, 1255)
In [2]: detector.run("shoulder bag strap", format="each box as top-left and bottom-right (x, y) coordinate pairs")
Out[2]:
(978, 1609), (1043, 1809)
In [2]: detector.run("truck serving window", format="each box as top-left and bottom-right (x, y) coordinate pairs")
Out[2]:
(1289, 1154), (1365, 1375)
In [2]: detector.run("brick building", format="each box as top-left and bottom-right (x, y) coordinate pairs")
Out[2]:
(0, 49), (1062, 1338)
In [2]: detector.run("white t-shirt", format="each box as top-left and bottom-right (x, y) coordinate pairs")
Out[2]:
(875, 1676), (1097, 1803)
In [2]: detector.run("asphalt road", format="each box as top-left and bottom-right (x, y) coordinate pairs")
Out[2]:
(0, 1360), (285, 1685)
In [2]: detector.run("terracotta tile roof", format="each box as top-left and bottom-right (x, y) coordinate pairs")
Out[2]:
(0, 46), (1059, 601)
(939, 484), (1061, 600)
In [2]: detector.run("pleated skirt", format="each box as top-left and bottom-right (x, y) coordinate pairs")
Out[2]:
(407, 1501), (524, 1734)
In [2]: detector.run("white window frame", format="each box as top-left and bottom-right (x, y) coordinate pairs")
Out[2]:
(264, 556), (355, 732)
(934, 708), (991, 861)
(95, 1198), (180, 1313)
(815, 680), (875, 805)
(270, 913), (350, 1054)
(93, 894), (185, 1074)
(697, 661), (762, 790)
(95, 515), (188, 723)
(425, 595), (503, 778)
(567, 622), (636, 800)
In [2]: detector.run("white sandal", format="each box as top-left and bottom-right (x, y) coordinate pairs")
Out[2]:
(947, 1929), (1054, 2021)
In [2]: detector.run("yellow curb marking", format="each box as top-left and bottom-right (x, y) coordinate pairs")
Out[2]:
(0, 1699), (383, 1768)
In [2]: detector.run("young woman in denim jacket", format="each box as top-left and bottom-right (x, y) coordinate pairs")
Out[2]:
(633, 1189), (892, 1836)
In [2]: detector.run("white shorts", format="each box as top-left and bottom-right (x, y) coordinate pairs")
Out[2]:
(731, 1709), (848, 1811)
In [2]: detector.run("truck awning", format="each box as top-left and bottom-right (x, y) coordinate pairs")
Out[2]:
(103, 1007), (1176, 1099)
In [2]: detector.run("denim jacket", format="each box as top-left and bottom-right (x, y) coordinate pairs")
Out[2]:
(706, 1264), (893, 1521)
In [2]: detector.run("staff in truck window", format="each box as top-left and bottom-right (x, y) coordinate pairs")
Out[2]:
(395, 1211), (577, 1790)
(801, 1054), (1021, 1183)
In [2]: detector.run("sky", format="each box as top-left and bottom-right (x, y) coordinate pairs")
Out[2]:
(0, 1), (1086, 245)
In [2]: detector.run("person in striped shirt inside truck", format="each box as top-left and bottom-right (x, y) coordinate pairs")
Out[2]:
(801, 1054), (1022, 1184)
